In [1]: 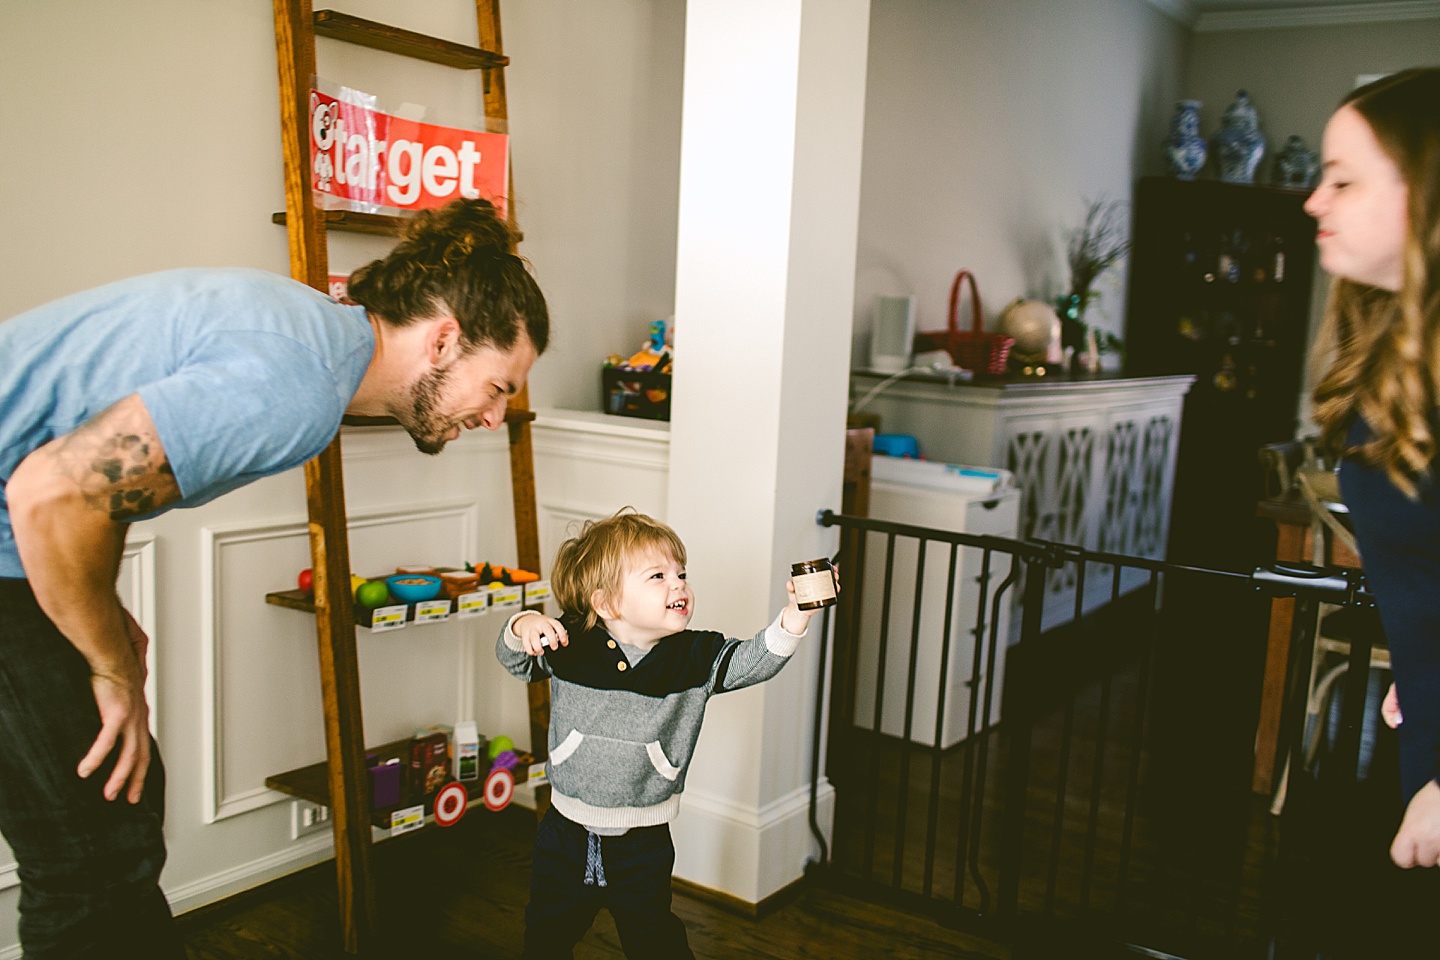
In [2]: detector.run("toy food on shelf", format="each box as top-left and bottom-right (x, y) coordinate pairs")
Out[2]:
(385, 574), (442, 603)
(465, 562), (540, 586)
(410, 725), (451, 799)
(355, 579), (390, 608)
(297, 568), (314, 596)
(439, 570), (480, 599)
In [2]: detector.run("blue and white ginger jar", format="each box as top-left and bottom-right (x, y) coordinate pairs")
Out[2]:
(1214, 90), (1266, 185)
(1274, 135), (1319, 189)
(1162, 100), (1207, 180)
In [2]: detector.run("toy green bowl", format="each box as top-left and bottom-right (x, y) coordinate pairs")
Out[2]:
(385, 574), (442, 603)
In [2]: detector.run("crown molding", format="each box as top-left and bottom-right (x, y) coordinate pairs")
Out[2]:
(1195, 0), (1440, 32)
(1142, 0), (1200, 27)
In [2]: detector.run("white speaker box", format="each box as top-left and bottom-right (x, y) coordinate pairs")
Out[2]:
(870, 294), (916, 373)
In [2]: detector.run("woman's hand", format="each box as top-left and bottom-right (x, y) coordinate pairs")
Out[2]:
(1392, 781), (1440, 868)
(1382, 682), (1403, 728)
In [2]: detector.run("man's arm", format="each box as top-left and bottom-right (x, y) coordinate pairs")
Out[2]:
(7, 393), (181, 803)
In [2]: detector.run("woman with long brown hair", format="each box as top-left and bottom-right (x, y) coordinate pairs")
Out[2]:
(1307, 66), (1440, 869)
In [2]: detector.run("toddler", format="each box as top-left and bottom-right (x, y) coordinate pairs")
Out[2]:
(496, 509), (827, 959)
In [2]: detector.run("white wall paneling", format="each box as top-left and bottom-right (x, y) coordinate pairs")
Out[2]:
(531, 408), (672, 565)
(118, 535), (159, 737)
(199, 501), (478, 824)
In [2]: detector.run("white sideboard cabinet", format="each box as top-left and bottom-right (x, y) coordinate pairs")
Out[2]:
(850, 371), (1195, 630)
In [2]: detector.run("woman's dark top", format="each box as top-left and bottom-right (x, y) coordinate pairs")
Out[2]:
(1339, 417), (1440, 802)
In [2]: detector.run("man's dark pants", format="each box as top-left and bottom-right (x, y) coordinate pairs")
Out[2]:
(523, 805), (693, 959)
(0, 578), (187, 959)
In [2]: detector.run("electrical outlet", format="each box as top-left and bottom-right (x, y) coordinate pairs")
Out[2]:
(290, 800), (330, 840)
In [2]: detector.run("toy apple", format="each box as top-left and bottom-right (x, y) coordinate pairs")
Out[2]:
(297, 568), (314, 595)
(355, 580), (390, 608)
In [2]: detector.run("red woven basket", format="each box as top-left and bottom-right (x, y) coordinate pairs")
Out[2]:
(912, 269), (1013, 376)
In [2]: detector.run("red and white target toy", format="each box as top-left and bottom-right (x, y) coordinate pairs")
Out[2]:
(433, 781), (468, 827)
(483, 767), (515, 811)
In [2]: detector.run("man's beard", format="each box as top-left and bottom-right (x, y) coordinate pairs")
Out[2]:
(395, 365), (453, 455)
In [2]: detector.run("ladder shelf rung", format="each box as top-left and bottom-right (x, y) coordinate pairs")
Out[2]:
(271, 209), (405, 236)
(340, 409), (536, 428)
(314, 9), (508, 70)
(272, 209), (524, 242)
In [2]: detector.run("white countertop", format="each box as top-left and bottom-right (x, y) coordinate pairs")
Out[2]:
(531, 407), (671, 441)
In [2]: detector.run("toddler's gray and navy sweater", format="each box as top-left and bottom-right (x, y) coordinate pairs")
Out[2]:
(496, 611), (803, 831)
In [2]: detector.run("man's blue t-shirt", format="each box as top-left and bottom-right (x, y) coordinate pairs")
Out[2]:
(0, 268), (375, 578)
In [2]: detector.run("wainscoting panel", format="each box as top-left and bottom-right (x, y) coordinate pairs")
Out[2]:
(201, 502), (478, 823)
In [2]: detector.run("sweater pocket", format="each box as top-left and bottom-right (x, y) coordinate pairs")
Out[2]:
(550, 728), (585, 766)
(645, 741), (682, 781)
(547, 729), (685, 804)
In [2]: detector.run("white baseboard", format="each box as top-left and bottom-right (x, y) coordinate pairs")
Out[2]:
(672, 780), (834, 903)
(165, 831), (334, 916)
(0, 833), (334, 958)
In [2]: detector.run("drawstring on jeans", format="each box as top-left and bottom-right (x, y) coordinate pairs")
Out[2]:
(583, 831), (607, 887)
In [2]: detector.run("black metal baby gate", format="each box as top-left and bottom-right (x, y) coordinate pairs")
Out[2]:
(805, 510), (1403, 960)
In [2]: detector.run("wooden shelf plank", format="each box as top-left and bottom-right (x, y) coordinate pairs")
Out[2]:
(271, 209), (524, 242)
(266, 588), (317, 613)
(266, 737), (531, 829)
(313, 10), (507, 70)
(271, 209), (406, 236)
(340, 409), (537, 428)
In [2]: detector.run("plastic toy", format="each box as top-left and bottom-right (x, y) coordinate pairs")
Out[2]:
(617, 318), (673, 373)
(487, 734), (514, 761)
(433, 781), (468, 827)
(355, 580), (390, 608)
(466, 562), (541, 586)
(385, 573), (442, 602)
(483, 766), (514, 811)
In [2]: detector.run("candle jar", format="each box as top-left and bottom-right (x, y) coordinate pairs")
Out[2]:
(791, 558), (838, 610)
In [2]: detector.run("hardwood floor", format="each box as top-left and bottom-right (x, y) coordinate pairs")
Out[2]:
(176, 804), (1011, 960)
(826, 573), (1440, 959)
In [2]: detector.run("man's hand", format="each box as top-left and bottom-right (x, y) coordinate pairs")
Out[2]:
(80, 654), (151, 803)
(8, 393), (178, 804)
(1391, 780), (1440, 868)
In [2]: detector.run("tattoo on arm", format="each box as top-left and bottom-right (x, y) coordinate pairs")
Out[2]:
(52, 397), (182, 521)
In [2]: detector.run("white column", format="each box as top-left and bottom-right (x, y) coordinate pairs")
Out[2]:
(667, 0), (871, 902)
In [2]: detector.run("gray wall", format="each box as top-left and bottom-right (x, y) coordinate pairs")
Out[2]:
(1188, 20), (1440, 426)
(503, 2), (685, 412)
(0, 0), (685, 418)
(853, 0), (1191, 367)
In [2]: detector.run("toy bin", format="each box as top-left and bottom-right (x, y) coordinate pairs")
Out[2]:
(601, 367), (671, 421)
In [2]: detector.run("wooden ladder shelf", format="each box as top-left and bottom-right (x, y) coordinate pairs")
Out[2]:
(268, 2), (547, 953)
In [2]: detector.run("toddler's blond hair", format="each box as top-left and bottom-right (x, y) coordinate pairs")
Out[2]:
(551, 508), (687, 630)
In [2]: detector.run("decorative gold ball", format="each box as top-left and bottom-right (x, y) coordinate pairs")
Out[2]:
(1000, 299), (1060, 357)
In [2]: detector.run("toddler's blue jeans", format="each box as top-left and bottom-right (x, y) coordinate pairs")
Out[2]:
(0, 578), (186, 959)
